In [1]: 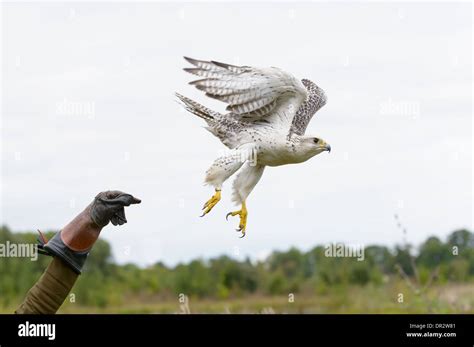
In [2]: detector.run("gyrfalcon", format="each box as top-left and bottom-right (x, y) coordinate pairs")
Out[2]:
(176, 57), (330, 237)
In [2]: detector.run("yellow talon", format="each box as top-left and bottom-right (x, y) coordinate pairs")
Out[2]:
(226, 201), (247, 237)
(200, 189), (221, 217)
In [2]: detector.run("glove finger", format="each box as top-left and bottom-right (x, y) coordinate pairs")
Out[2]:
(110, 215), (119, 226)
(99, 193), (140, 207)
(129, 196), (141, 205)
(115, 208), (127, 225)
(107, 190), (141, 204)
(118, 194), (141, 206)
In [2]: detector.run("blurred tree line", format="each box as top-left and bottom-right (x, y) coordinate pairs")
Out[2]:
(0, 226), (473, 308)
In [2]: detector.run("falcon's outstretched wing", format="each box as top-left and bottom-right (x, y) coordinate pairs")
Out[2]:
(183, 57), (308, 123)
(288, 79), (327, 137)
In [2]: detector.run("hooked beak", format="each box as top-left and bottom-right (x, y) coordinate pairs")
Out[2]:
(325, 144), (331, 153)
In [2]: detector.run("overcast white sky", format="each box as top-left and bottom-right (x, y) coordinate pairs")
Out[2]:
(1, 2), (472, 266)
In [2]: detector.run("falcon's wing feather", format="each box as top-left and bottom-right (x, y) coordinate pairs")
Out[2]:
(288, 79), (327, 136)
(183, 57), (307, 121)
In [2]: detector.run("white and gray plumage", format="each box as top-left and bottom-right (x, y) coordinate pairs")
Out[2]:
(176, 57), (330, 237)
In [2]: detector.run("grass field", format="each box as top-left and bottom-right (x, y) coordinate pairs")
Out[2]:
(3, 228), (473, 314)
(9, 282), (466, 314)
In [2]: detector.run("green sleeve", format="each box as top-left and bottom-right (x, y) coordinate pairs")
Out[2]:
(15, 257), (79, 314)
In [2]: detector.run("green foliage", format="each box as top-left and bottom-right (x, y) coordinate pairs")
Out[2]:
(0, 224), (473, 309)
(392, 245), (414, 276)
(417, 237), (451, 267)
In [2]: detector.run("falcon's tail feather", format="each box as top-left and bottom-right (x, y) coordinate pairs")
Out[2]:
(175, 93), (219, 124)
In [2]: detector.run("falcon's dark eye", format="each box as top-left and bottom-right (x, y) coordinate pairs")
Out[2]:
(313, 138), (320, 144)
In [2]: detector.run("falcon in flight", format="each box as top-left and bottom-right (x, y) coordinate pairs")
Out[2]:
(176, 57), (330, 237)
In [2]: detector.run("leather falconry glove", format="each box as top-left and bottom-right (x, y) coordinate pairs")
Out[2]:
(38, 190), (141, 274)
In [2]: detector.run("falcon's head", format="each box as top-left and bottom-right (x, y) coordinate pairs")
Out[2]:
(296, 136), (331, 161)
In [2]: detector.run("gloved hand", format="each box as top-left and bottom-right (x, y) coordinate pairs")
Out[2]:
(39, 190), (141, 274)
(90, 191), (142, 227)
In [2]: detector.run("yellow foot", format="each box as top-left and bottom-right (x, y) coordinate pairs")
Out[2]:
(200, 189), (221, 217)
(226, 201), (247, 238)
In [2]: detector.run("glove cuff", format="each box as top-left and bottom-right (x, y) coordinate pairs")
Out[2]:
(43, 231), (89, 274)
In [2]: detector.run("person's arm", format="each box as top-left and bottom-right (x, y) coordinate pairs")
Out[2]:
(15, 190), (141, 314)
(15, 258), (79, 314)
